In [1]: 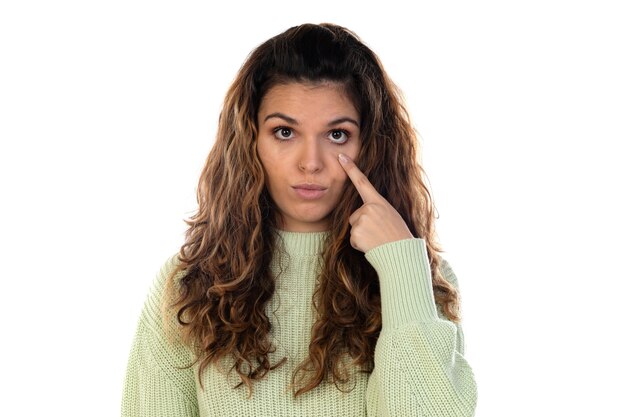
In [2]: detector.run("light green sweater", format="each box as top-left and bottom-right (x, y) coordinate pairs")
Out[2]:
(121, 229), (477, 416)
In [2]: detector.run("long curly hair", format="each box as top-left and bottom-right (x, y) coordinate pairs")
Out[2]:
(162, 22), (461, 399)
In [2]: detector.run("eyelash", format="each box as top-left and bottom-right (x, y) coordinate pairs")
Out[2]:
(271, 126), (351, 146)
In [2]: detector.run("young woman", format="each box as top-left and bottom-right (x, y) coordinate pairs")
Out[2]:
(121, 23), (477, 416)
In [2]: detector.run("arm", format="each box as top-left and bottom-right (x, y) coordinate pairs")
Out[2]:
(121, 254), (199, 417)
(364, 238), (477, 417)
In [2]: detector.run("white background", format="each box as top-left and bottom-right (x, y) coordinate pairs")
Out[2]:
(1, 1), (624, 416)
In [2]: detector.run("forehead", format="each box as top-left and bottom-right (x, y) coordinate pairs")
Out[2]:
(258, 82), (358, 118)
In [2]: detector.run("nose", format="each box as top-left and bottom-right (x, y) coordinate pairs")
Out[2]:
(298, 138), (323, 173)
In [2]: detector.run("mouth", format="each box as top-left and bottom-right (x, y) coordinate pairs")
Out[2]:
(292, 185), (328, 200)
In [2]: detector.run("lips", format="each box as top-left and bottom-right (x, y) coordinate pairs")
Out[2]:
(292, 184), (328, 200)
(292, 184), (327, 190)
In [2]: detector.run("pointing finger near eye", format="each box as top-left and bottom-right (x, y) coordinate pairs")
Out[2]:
(338, 153), (414, 252)
(337, 153), (382, 204)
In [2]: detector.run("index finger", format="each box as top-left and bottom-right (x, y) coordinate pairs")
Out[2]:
(338, 153), (382, 203)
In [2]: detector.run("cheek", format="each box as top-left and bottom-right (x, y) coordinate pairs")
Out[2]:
(337, 144), (360, 172)
(331, 167), (349, 187)
(257, 143), (277, 173)
(348, 141), (361, 159)
(338, 140), (361, 165)
(263, 164), (281, 187)
(256, 141), (268, 164)
(257, 141), (287, 176)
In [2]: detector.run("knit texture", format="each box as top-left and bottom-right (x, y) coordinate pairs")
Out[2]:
(121, 229), (477, 416)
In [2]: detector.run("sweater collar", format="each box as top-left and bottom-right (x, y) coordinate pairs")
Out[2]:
(271, 227), (331, 256)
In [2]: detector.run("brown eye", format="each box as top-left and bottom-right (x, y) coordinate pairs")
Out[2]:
(272, 127), (294, 141)
(328, 129), (350, 145)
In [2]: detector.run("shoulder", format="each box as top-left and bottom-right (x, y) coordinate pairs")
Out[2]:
(140, 252), (186, 330)
(152, 252), (186, 298)
(153, 251), (183, 283)
(437, 256), (460, 290)
(126, 252), (197, 395)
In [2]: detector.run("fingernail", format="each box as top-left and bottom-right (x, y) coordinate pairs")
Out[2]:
(338, 153), (348, 164)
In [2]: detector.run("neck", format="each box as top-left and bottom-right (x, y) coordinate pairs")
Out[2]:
(271, 227), (330, 256)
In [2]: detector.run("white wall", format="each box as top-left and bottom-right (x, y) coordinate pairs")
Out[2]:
(1, 1), (624, 416)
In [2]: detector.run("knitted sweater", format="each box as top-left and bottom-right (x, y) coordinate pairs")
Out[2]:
(121, 229), (477, 416)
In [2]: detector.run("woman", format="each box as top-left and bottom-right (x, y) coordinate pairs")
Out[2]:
(121, 22), (477, 416)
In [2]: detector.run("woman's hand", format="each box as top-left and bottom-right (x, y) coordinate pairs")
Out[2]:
(338, 153), (414, 253)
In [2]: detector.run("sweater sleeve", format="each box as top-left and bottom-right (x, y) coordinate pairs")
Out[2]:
(121, 254), (199, 417)
(363, 238), (477, 417)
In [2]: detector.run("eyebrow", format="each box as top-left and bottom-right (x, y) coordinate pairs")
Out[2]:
(263, 112), (360, 128)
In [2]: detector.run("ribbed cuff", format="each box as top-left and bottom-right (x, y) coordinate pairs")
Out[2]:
(364, 238), (438, 329)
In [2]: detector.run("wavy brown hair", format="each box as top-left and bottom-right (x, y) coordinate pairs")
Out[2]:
(162, 22), (461, 399)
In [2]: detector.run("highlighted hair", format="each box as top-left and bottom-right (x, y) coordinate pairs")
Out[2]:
(163, 22), (460, 398)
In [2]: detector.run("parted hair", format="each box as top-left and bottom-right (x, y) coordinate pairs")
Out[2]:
(162, 22), (461, 398)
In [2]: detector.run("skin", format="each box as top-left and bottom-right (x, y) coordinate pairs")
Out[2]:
(338, 153), (415, 252)
(256, 81), (362, 232)
(256, 81), (414, 251)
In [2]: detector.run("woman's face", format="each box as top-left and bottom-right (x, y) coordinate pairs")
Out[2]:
(256, 82), (362, 232)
